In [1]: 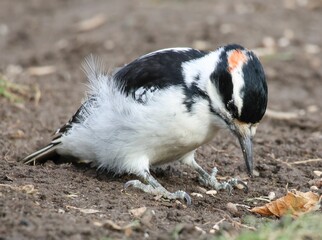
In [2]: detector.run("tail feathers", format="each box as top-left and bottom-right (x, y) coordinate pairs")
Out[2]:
(21, 142), (60, 165)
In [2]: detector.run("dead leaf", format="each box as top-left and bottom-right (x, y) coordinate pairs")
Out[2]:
(250, 190), (321, 218)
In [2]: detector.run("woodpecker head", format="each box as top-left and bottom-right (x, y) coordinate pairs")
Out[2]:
(210, 44), (268, 176)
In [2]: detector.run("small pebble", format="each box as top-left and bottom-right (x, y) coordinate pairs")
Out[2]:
(191, 192), (203, 198)
(313, 170), (322, 177)
(253, 170), (260, 177)
(226, 202), (238, 214)
(58, 208), (65, 214)
(212, 224), (220, 231)
(310, 186), (318, 191)
(206, 190), (217, 196)
(268, 191), (276, 200)
(236, 182), (247, 190)
(196, 186), (207, 193)
(129, 207), (147, 218)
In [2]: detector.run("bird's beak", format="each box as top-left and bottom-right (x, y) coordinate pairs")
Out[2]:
(230, 121), (255, 177)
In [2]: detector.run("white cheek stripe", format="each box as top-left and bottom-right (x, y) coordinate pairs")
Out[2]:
(181, 48), (223, 89)
(231, 66), (245, 117)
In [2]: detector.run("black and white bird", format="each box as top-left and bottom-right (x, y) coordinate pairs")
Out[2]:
(22, 44), (267, 204)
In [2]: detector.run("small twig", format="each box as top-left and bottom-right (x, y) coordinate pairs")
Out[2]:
(212, 207), (256, 231)
(0, 184), (14, 189)
(233, 221), (257, 231)
(210, 145), (226, 153)
(246, 197), (271, 203)
(268, 154), (292, 168)
(290, 158), (322, 165)
(213, 218), (225, 226)
(27, 66), (56, 76)
(265, 108), (301, 120)
(235, 203), (251, 209)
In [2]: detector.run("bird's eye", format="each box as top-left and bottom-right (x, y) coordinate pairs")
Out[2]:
(227, 100), (238, 118)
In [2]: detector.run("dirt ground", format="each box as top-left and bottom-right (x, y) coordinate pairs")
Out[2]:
(0, 0), (321, 239)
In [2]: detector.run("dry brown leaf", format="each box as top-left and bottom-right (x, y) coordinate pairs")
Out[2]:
(250, 190), (321, 218)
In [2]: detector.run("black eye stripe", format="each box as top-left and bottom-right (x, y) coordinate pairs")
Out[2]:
(211, 49), (234, 109)
(227, 100), (238, 118)
(239, 52), (268, 123)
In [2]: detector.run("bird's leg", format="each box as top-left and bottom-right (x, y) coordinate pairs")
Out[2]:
(124, 171), (191, 205)
(181, 151), (248, 193)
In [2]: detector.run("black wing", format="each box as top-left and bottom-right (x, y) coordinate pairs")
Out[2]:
(114, 48), (208, 95)
(55, 49), (208, 137)
(53, 95), (97, 139)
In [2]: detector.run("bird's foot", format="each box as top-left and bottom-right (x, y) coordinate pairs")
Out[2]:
(198, 167), (248, 194)
(124, 174), (191, 205)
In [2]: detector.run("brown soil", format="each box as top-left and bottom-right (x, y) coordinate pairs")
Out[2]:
(1, 0), (321, 239)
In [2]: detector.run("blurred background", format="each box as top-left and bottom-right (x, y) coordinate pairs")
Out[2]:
(0, 0), (321, 239)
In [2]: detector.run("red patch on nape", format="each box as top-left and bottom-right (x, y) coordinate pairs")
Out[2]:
(228, 50), (247, 72)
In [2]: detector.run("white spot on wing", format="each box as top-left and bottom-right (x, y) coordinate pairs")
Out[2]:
(133, 86), (158, 103)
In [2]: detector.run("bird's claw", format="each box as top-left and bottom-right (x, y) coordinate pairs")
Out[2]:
(124, 180), (139, 189)
(124, 180), (191, 205)
(170, 190), (191, 205)
(199, 167), (248, 194)
(236, 179), (249, 193)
